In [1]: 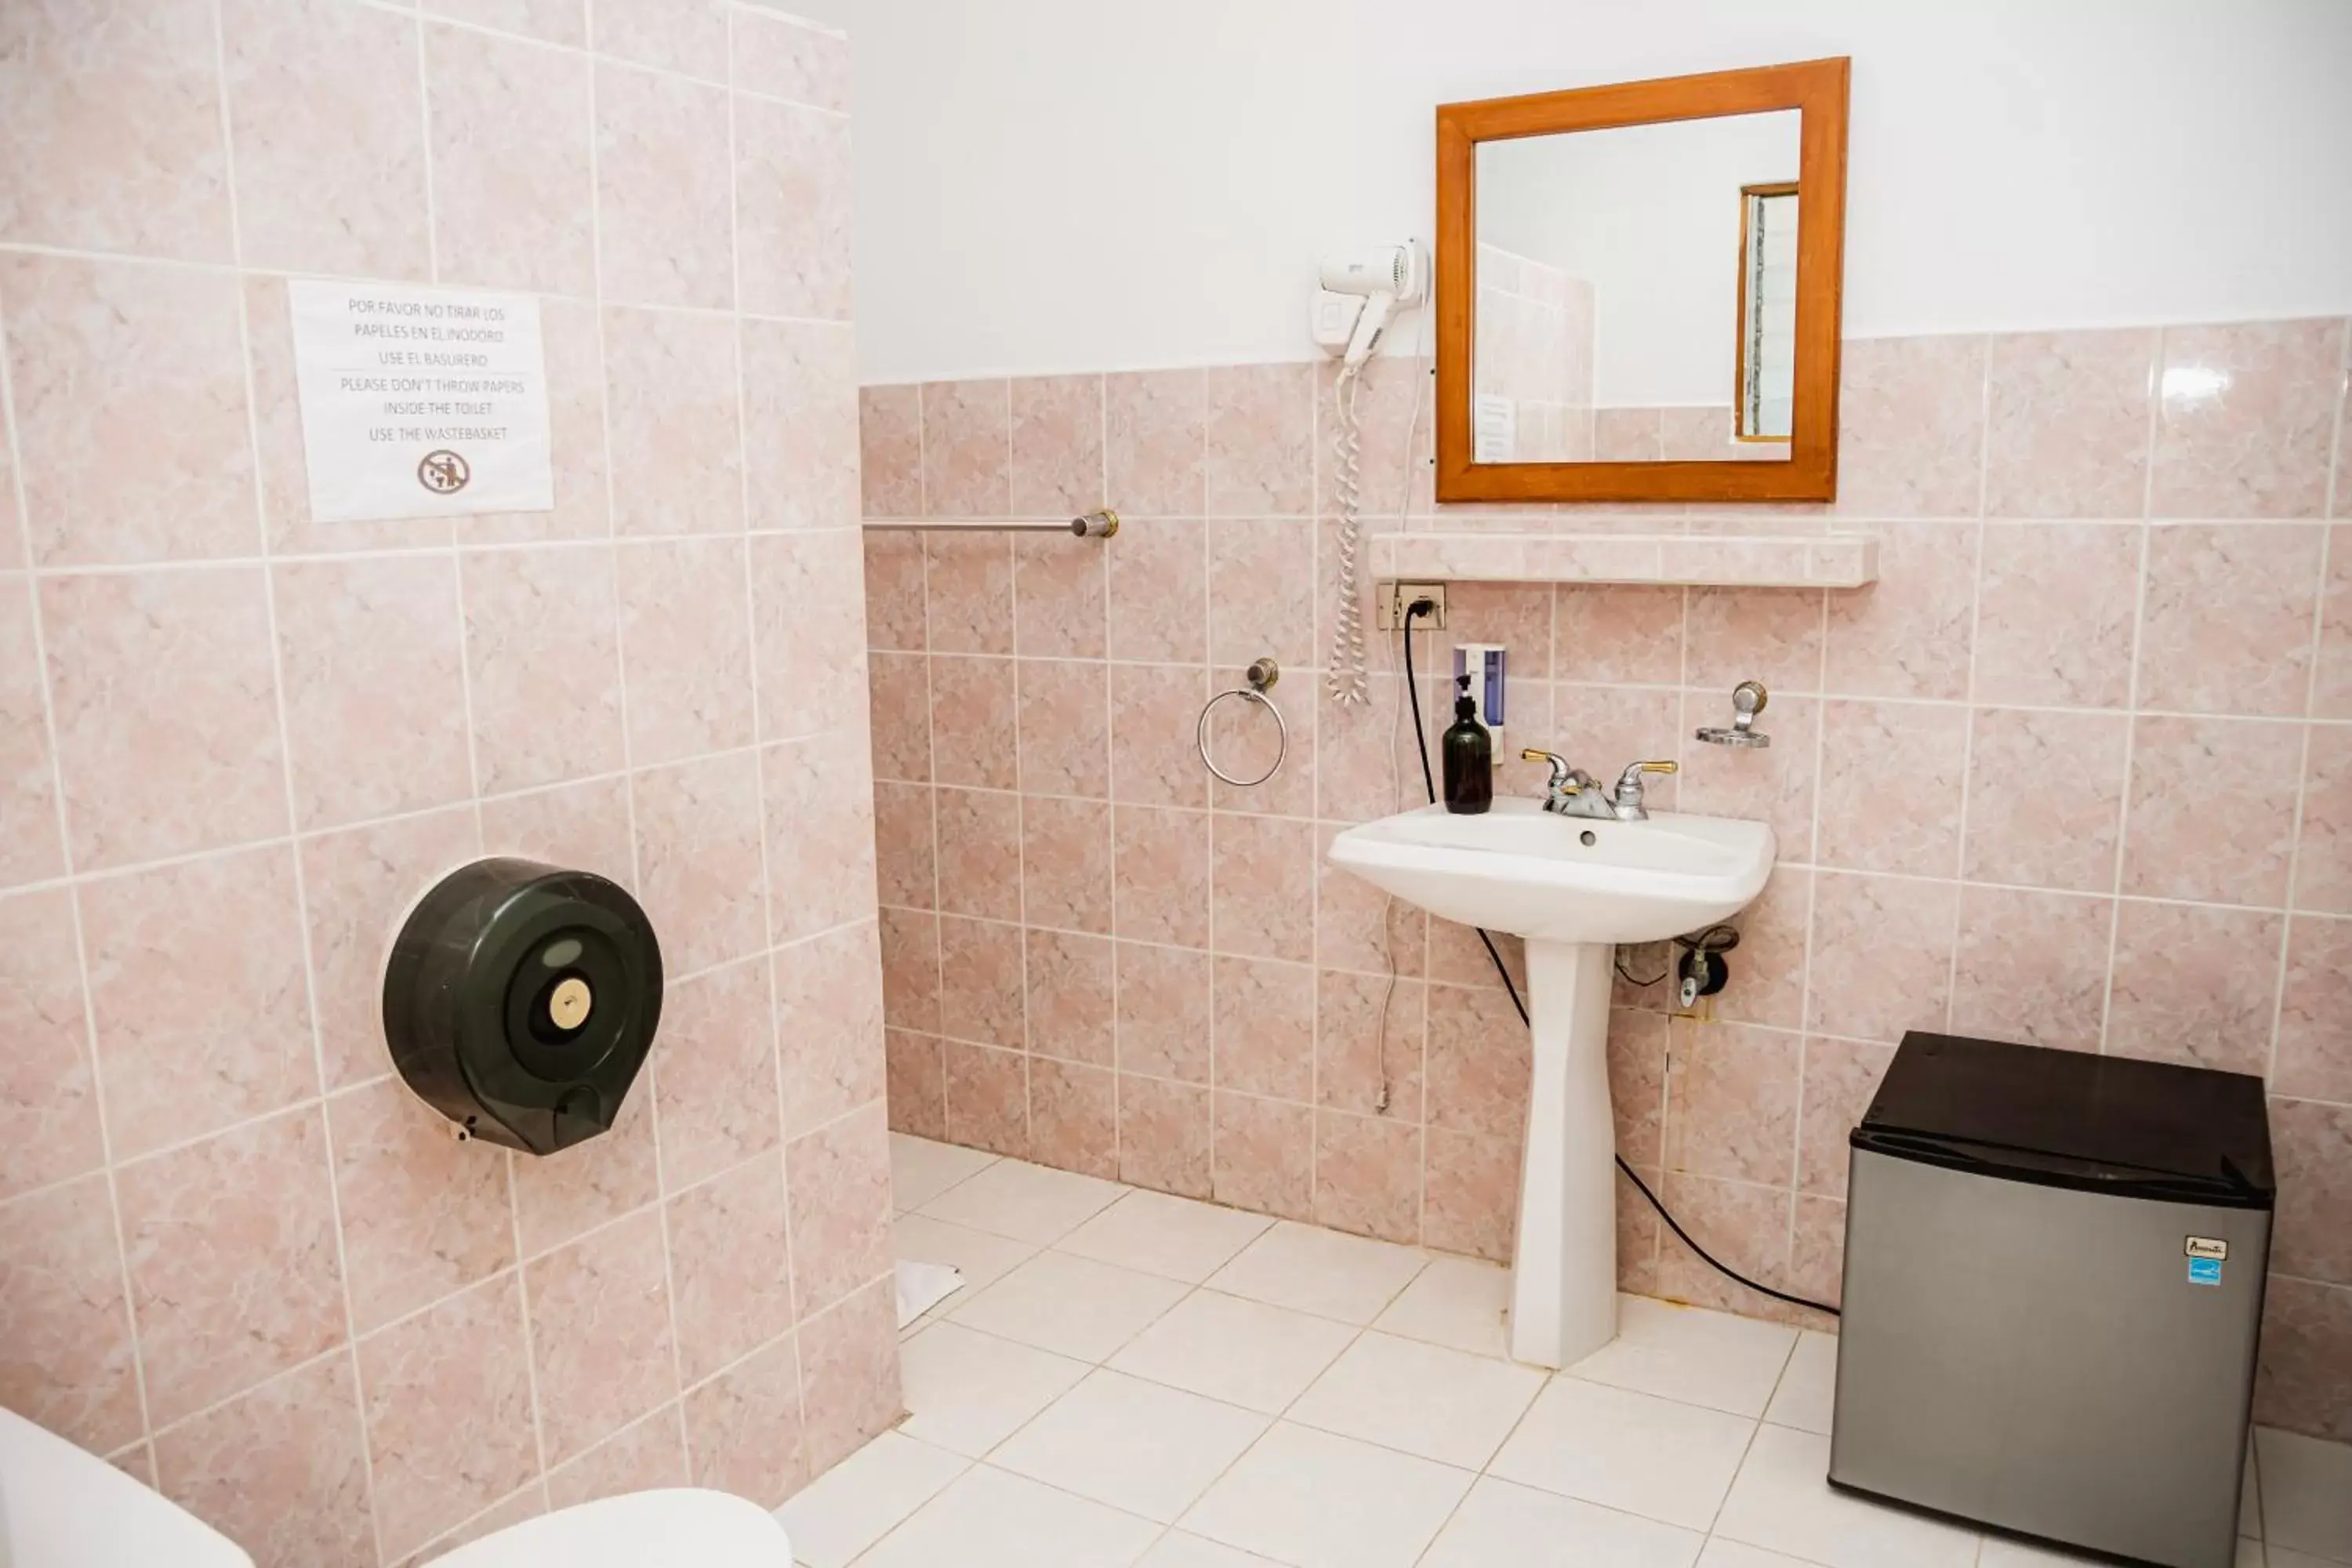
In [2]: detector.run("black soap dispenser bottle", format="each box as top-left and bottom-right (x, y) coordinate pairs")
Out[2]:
(1443, 673), (1493, 814)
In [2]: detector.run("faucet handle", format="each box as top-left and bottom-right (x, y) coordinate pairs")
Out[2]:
(1613, 759), (1677, 804)
(1521, 749), (1584, 793)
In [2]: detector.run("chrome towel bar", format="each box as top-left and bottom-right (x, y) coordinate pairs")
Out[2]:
(861, 510), (1118, 536)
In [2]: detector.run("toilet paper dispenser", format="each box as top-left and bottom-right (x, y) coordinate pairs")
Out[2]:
(383, 858), (663, 1156)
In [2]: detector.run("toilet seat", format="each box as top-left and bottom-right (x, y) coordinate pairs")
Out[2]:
(434, 1488), (790, 1566)
(0, 1403), (788, 1568)
(0, 1405), (252, 1567)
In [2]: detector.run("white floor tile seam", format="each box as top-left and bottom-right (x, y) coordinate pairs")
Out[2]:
(927, 1194), (1432, 1283)
(1127, 1255), (1433, 1333)
(1400, 1481), (1787, 1568)
(1683, 1325), (1806, 1555)
(924, 1278), (1382, 1444)
(1393, 1371), (1566, 1568)
(907, 1201), (1087, 1249)
(887, 1152), (1001, 1214)
(829, 1445), (1496, 1568)
(953, 1377), (1274, 1559)
(935, 1232), (1444, 1348)
(837, 1458), (1174, 1566)
(1176, 1418), (1482, 1560)
(985, 1349), (1283, 1462)
(1698, 1403), (1777, 1548)
(938, 1266), (1189, 1362)
(1361, 1256), (1436, 1323)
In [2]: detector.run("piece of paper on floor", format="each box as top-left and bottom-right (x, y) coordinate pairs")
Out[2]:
(895, 1258), (964, 1327)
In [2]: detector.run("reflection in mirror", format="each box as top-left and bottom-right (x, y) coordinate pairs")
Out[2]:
(1471, 109), (1798, 465)
(1737, 184), (1798, 439)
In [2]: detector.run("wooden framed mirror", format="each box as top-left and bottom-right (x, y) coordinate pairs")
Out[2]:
(1434, 57), (1850, 503)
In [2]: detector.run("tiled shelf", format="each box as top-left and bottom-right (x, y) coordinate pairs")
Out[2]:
(1368, 531), (1878, 589)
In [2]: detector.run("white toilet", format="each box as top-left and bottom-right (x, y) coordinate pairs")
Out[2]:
(0, 1403), (792, 1566)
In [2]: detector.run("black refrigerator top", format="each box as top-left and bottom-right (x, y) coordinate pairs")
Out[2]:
(1851, 1032), (2275, 1210)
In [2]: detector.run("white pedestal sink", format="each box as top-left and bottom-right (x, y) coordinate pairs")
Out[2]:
(1327, 798), (1774, 1367)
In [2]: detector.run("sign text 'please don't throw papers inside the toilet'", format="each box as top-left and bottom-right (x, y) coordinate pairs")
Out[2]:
(289, 281), (554, 523)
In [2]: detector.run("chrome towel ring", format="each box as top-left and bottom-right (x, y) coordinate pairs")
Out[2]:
(1197, 657), (1288, 788)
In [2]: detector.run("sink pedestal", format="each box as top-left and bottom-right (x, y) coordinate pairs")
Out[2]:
(1320, 798), (1775, 1369)
(1509, 939), (1620, 1368)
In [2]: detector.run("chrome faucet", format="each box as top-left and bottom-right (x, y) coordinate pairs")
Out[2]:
(1521, 750), (1597, 815)
(1522, 750), (1678, 822)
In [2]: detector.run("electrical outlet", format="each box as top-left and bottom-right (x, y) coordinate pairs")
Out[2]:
(1375, 581), (1447, 630)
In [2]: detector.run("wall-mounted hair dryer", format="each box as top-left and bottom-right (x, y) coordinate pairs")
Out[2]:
(1316, 241), (1431, 710)
(1311, 242), (1429, 368)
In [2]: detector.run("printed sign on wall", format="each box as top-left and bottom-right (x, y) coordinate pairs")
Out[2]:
(1472, 393), (1518, 463)
(288, 281), (554, 523)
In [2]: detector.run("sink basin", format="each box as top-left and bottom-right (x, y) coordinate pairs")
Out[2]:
(1327, 797), (1777, 1369)
(1327, 797), (1773, 946)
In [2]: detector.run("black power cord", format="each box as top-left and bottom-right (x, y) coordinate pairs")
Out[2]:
(1398, 598), (1838, 1319)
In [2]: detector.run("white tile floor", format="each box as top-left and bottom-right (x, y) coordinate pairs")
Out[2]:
(776, 1135), (2352, 1568)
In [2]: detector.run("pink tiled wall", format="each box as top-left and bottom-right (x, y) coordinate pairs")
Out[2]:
(1592, 405), (1789, 463)
(861, 323), (2352, 1443)
(1472, 241), (1594, 461)
(0, 3), (891, 1564)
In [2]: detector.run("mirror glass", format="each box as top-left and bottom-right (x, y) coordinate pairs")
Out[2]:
(1472, 109), (1799, 466)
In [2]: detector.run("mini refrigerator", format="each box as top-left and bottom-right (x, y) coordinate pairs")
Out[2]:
(1831, 1032), (2274, 1568)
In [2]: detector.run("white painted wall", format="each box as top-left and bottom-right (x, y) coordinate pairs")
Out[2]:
(848, 0), (2352, 383)
(1479, 111), (1801, 406)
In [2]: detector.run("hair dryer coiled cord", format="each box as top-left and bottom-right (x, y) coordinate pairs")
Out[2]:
(1325, 368), (1370, 706)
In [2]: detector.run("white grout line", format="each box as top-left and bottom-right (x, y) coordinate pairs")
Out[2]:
(0, 440), (163, 1487)
(995, 394), (1042, 1161)
(252, 10), (408, 1557)
(388, 0), (851, 115)
(1196, 391), (1214, 1200)
(2269, 321), (2352, 1089)
(1939, 340), (1995, 1041)
(0, 521), (868, 577)
(911, 388), (956, 1148)
(1098, 376), (1134, 1185)
(216, 2), (405, 1547)
(504, 1156), (555, 1513)
(2098, 330), (2165, 1061)
(1773, 570), (1838, 1279)
(0, 236), (828, 329)
(411, 9), (440, 289)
